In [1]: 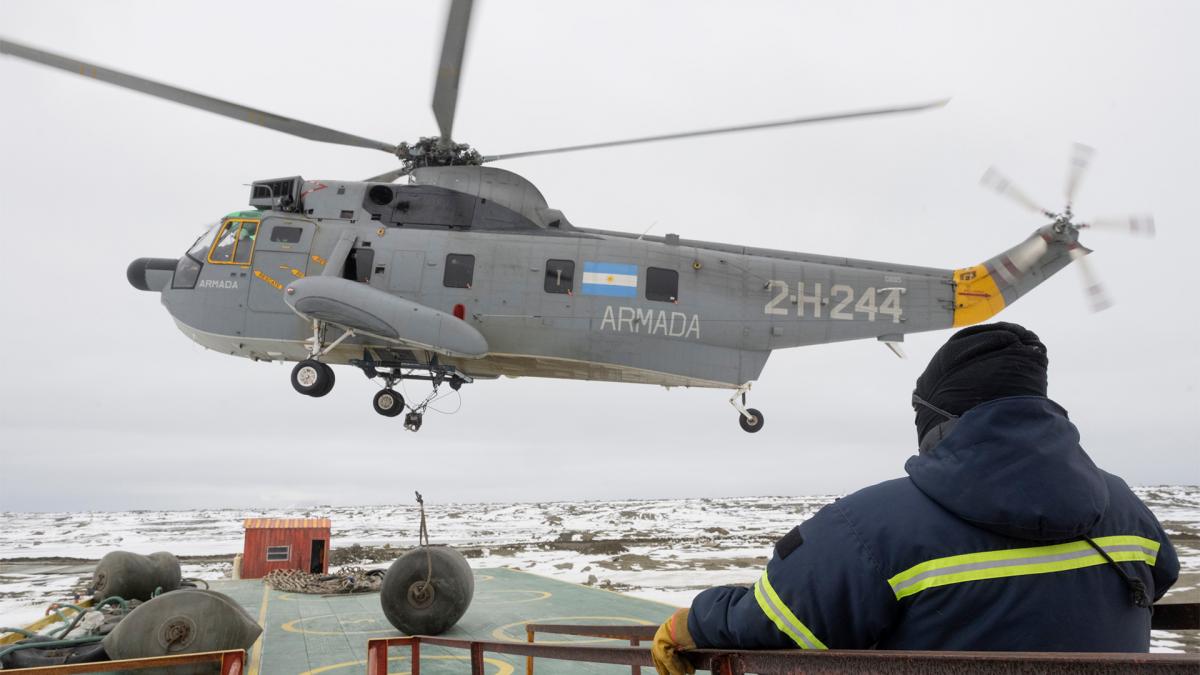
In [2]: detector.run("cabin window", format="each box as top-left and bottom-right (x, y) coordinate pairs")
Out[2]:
(208, 218), (259, 265)
(544, 259), (575, 294)
(444, 254), (475, 288)
(266, 545), (290, 561)
(270, 225), (303, 244)
(646, 267), (679, 302)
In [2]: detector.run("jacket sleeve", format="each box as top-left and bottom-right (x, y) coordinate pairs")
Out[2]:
(1150, 520), (1180, 602)
(687, 501), (897, 650)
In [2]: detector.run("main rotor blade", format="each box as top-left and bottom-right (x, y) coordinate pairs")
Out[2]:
(1081, 214), (1156, 238)
(480, 98), (950, 163)
(980, 166), (1054, 217)
(1065, 142), (1095, 208)
(431, 0), (474, 145)
(0, 38), (397, 154)
(1069, 247), (1113, 312)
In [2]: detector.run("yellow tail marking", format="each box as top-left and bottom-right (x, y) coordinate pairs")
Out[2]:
(952, 264), (1006, 327)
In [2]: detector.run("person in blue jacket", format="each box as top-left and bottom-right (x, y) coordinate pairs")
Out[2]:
(652, 322), (1178, 673)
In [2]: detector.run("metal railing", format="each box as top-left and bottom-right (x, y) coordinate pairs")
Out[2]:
(1, 648), (245, 674)
(366, 625), (1199, 675)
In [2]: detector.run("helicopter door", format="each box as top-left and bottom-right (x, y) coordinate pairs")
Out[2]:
(388, 250), (426, 296)
(248, 219), (315, 313)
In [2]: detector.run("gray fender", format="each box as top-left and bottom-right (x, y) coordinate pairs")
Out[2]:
(285, 276), (488, 358)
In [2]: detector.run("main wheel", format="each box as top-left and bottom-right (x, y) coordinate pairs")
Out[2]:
(312, 363), (336, 397)
(373, 389), (405, 417)
(292, 360), (334, 397)
(738, 408), (765, 433)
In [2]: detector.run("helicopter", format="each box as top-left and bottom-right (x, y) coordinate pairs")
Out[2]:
(0, 2), (1154, 433)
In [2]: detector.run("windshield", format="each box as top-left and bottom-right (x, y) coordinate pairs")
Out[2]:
(186, 222), (221, 261)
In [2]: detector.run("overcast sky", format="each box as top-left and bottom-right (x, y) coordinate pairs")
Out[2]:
(1, 1), (1196, 512)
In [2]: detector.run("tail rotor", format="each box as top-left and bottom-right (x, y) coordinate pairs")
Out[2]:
(979, 144), (1154, 312)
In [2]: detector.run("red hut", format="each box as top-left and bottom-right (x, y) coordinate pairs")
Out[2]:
(241, 518), (331, 579)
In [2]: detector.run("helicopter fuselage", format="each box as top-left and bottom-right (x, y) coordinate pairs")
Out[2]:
(137, 166), (1075, 391)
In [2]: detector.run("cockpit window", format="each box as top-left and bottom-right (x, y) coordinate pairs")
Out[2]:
(208, 218), (260, 265)
(186, 223), (220, 261)
(233, 222), (258, 263)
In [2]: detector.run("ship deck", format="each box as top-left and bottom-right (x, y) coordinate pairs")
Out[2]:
(214, 567), (676, 675)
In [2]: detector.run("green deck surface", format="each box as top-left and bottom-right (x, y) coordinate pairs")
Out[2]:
(212, 567), (677, 675)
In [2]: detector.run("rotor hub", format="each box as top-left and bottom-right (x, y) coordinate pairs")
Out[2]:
(395, 137), (483, 172)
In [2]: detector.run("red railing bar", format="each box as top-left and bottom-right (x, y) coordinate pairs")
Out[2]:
(366, 636), (1199, 675)
(525, 623), (658, 641)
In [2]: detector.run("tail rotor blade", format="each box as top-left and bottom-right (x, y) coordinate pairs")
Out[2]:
(1081, 214), (1156, 238)
(1069, 247), (1113, 312)
(1065, 142), (1095, 208)
(431, 0), (474, 145)
(980, 167), (1054, 217)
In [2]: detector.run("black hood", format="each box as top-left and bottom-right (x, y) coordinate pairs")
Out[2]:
(905, 396), (1109, 541)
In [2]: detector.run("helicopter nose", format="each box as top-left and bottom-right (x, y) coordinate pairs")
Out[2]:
(127, 257), (178, 292)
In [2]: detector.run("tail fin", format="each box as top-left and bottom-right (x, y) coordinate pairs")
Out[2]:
(952, 226), (1079, 327)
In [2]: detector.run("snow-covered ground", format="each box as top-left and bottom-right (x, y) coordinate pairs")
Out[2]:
(2, 488), (1197, 651)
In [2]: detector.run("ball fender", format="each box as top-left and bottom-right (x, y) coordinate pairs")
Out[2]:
(92, 551), (182, 602)
(380, 546), (474, 635)
(101, 589), (262, 661)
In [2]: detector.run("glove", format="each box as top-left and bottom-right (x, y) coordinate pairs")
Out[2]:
(651, 608), (695, 675)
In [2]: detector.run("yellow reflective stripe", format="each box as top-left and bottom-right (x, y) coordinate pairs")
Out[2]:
(753, 571), (827, 650)
(888, 535), (1160, 601)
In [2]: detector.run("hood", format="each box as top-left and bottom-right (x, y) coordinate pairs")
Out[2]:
(905, 396), (1109, 541)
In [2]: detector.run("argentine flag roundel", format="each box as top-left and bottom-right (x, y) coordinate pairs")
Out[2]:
(581, 261), (638, 297)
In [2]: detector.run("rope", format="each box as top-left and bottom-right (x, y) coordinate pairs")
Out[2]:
(414, 492), (435, 603)
(262, 567), (384, 595)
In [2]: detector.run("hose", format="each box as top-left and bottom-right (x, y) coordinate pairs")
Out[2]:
(46, 603), (85, 615)
(50, 610), (88, 639)
(0, 628), (37, 638)
(94, 596), (129, 612)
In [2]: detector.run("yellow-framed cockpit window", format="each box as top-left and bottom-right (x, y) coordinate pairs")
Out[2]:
(208, 219), (260, 265)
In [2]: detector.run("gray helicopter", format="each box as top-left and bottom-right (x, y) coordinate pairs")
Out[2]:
(1, 2), (1153, 433)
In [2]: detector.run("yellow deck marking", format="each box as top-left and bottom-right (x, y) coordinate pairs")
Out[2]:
(473, 590), (552, 604)
(503, 567), (679, 609)
(247, 584), (270, 675)
(282, 613), (393, 636)
(492, 615), (655, 644)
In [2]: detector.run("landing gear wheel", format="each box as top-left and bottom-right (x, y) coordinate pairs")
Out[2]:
(313, 363), (335, 397)
(739, 408), (765, 433)
(292, 360), (334, 397)
(373, 389), (405, 417)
